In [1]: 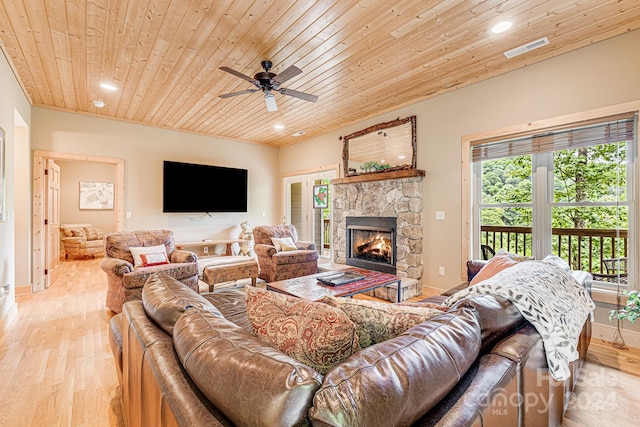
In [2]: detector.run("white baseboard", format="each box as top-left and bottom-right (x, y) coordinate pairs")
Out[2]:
(591, 321), (640, 350)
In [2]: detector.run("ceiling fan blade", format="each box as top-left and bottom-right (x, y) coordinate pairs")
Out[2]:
(265, 93), (278, 112)
(218, 89), (257, 98)
(278, 87), (319, 103)
(272, 65), (302, 86)
(219, 66), (260, 87)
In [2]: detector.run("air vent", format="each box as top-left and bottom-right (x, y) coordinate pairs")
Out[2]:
(504, 37), (550, 59)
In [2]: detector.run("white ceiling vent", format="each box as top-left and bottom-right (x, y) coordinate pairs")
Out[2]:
(504, 37), (550, 59)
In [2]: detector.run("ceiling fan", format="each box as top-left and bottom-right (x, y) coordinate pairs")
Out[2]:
(218, 60), (319, 112)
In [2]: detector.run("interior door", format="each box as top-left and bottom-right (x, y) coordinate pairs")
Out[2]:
(283, 176), (306, 239)
(283, 170), (336, 257)
(46, 159), (61, 288)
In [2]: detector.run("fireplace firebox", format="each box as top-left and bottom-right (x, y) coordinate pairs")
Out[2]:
(346, 217), (396, 274)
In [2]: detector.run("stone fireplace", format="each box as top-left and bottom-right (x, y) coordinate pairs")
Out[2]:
(331, 170), (424, 300)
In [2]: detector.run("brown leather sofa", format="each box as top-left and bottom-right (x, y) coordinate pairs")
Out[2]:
(109, 268), (591, 427)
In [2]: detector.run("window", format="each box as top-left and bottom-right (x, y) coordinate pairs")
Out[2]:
(469, 113), (637, 289)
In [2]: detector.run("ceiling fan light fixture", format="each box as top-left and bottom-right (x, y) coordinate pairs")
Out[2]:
(218, 61), (318, 111)
(264, 92), (278, 112)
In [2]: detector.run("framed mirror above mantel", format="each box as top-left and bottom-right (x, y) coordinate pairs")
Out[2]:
(334, 115), (424, 184)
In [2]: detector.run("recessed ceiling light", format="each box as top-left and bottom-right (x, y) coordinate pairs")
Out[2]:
(491, 21), (513, 34)
(100, 82), (118, 91)
(93, 100), (105, 108)
(398, 155), (406, 160)
(291, 131), (306, 137)
(274, 124), (284, 130)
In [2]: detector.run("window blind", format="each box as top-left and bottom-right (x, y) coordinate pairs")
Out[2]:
(471, 113), (637, 162)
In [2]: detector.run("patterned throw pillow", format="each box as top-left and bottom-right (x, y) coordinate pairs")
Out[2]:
(271, 237), (297, 252)
(322, 296), (446, 348)
(68, 227), (87, 239)
(245, 286), (360, 374)
(140, 252), (169, 267)
(396, 301), (450, 312)
(130, 245), (169, 268)
(83, 225), (99, 241)
(469, 254), (518, 286)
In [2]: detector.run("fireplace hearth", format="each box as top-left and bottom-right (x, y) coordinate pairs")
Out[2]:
(346, 217), (396, 274)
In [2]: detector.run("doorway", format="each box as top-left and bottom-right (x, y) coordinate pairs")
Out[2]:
(32, 151), (125, 292)
(283, 165), (338, 259)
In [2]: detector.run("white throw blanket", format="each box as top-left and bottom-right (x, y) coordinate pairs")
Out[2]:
(443, 260), (595, 380)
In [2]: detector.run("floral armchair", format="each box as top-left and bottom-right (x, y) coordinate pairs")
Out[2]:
(253, 224), (318, 282)
(100, 230), (199, 313)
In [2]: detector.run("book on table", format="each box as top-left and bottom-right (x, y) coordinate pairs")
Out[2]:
(317, 271), (365, 286)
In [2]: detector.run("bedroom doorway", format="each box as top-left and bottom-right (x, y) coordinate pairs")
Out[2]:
(32, 151), (125, 292)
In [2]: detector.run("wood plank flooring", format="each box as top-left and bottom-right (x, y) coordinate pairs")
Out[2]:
(0, 259), (123, 426)
(0, 258), (639, 426)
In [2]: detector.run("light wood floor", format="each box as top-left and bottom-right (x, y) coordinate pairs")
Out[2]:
(1, 258), (639, 426)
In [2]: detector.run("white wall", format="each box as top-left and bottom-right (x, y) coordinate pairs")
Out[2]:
(280, 29), (640, 291)
(56, 160), (118, 234)
(14, 122), (30, 288)
(0, 49), (31, 325)
(31, 109), (280, 243)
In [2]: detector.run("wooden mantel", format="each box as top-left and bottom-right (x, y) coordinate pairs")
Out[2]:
(331, 169), (425, 185)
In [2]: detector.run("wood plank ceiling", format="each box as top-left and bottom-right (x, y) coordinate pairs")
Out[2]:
(1, 0), (639, 148)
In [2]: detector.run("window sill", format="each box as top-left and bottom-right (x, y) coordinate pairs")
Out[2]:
(591, 287), (628, 305)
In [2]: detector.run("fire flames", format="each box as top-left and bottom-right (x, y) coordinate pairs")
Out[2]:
(355, 233), (392, 262)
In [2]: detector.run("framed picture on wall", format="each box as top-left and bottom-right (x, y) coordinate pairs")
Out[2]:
(79, 181), (114, 209)
(0, 127), (5, 222)
(313, 184), (329, 209)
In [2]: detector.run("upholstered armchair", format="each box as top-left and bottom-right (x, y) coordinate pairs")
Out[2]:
(100, 230), (199, 313)
(59, 223), (106, 259)
(253, 224), (318, 282)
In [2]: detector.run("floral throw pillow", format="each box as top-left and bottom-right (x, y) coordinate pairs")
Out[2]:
(245, 286), (360, 374)
(322, 296), (446, 348)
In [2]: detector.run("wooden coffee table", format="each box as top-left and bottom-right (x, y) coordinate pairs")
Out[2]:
(266, 267), (403, 302)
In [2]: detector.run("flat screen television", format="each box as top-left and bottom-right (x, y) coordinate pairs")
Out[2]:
(163, 161), (248, 213)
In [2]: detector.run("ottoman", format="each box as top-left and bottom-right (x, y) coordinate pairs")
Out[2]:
(199, 256), (259, 292)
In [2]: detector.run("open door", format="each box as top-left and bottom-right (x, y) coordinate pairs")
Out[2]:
(283, 169), (336, 258)
(45, 159), (61, 288)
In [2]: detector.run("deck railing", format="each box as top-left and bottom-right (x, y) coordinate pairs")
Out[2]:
(480, 225), (628, 274)
(323, 219), (331, 249)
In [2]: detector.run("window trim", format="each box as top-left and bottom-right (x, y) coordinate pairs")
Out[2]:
(461, 100), (640, 285)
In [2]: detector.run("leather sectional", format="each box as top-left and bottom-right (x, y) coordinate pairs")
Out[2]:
(109, 266), (591, 426)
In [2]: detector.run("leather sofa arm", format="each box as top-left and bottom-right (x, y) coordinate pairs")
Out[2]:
(254, 244), (277, 257)
(296, 241), (316, 251)
(101, 257), (134, 276)
(170, 249), (197, 263)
